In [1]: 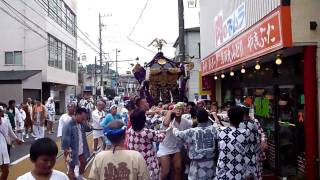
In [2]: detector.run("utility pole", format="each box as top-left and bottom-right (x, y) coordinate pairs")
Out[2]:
(115, 49), (120, 95)
(178, 0), (186, 63)
(178, 0), (186, 102)
(93, 56), (97, 99)
(99, 13), (104, 97)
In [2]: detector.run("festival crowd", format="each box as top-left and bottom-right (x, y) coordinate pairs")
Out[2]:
(0, 95), (268, 180)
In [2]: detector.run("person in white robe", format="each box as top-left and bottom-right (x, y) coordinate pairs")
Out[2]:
(57, 102), (76, 138)
(0, 106), (23, 180)
(45, 97), (55, 134)
(16, 104), (26, 142)
(92, 101), (106, 152)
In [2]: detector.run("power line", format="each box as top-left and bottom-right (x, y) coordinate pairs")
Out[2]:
(0, 4), (90, 57)
(1, 0), (48, 35)
(33, 0), (105, 55)
(126, 0), (161, 55)
(128, 0), (152, 37)
(2, 0), (92, 55)
(0, 45), (48, 58)
(127, 37), (156, 54)
(18, 0), (77, 44)
(34, 0), (102, 54)
(36, 0), (110, 60)
(0, 4), (47, 40)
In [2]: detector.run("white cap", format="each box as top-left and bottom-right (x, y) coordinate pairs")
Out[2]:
(0, 106), (4, 111)
(110, 105), (117, 110)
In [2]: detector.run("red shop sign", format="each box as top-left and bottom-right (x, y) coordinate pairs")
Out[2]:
(201, 7), (292, 76)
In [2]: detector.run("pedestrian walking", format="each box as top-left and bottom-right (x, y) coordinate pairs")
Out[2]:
(57, 102), (76, 138)
(17, 138), (68, 180)
(88, 120), (150, 180)
(92, 101), (106, 152)
(100, 105), (122, 149)
(32, 99), (46, 140)
(45, 97), (55, 134)
(7, 100), (20, 130)
(61, 108), (92, 180)
(24, 98), (34, 138)
(86, 98), (94, 121)
(127, 108), (166, 180)
(16, 104), (26, 142)
(0, 106), (23, 180)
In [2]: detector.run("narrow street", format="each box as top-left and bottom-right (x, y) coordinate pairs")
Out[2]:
(9, 119), (95, 179)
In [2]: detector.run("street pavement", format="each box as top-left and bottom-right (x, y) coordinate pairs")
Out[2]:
(10, 121), (59, 163)
(8, 117), (96, 179)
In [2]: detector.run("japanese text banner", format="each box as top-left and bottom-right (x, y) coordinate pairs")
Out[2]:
(201, 8), (292, 76)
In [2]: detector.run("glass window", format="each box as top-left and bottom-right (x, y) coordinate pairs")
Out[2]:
(48, 34), (62, 69)
(48, 34), (75, 72)
(48, 0), (57, 21)
(14, 51), (22, 65)
(5, 51), (22, 65)
(57, 0), (63, 26)
(48, 35), (57, 67)
(5, 52), (14, 64)
(62, 4), (67, 29)
(57, 41), (62, 69)
(47, 0), (76, 37)
(65, 45), (74, 72)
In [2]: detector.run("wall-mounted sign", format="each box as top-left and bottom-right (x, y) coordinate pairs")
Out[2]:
(187, 0), (197, 8)
(201, 7), (292, 76)
(215, 2), (246, 48)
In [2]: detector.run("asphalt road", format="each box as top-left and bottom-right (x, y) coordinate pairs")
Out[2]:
(8, 117), (96, 180)
(10, 121), (59, 163)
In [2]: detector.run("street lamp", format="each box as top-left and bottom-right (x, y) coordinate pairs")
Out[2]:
(77, 53), (86, 97)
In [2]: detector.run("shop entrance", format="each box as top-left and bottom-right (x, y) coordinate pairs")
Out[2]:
(245, 85), (305, 178)
(220, 50), (307, 178)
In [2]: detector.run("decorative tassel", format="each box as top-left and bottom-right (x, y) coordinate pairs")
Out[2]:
(169, 90), (173, 103)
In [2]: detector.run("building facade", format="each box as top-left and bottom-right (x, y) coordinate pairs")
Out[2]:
(0, 0), (77, 113)
(174, 27), (206, 102)
(117, 74), (139, 97)
(200, 0), (319, 179)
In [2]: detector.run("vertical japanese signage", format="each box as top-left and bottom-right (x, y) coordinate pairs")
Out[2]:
(201, 7), (292, 76)
(215, 2), (246, 47)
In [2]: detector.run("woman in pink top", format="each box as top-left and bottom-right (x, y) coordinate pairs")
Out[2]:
(127, 109), (166, 180)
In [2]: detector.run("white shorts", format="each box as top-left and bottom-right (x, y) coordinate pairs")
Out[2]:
(93, 130), (104, 139)
(47, 114), (55, 122)
(157, 143), (180, 157)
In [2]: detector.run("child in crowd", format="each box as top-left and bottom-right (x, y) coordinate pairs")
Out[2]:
(17, 138), (68, 180)
(16, 104), (26, 142)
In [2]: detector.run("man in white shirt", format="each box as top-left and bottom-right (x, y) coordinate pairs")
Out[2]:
(158, 102), (192, 180)
(92, 100), (106, 152)
(57, 102), (76, 138)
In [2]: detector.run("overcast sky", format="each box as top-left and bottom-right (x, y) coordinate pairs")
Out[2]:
(77, 0), (199, 74)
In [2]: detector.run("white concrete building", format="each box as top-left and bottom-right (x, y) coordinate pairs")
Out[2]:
(174, 27), (202, 102)
(0, 0), (77, 113)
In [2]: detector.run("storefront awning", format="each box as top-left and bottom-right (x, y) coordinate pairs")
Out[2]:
(201, 7), (292, 76)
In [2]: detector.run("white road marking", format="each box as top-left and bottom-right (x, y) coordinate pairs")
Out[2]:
(10, 154), (30, 165)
